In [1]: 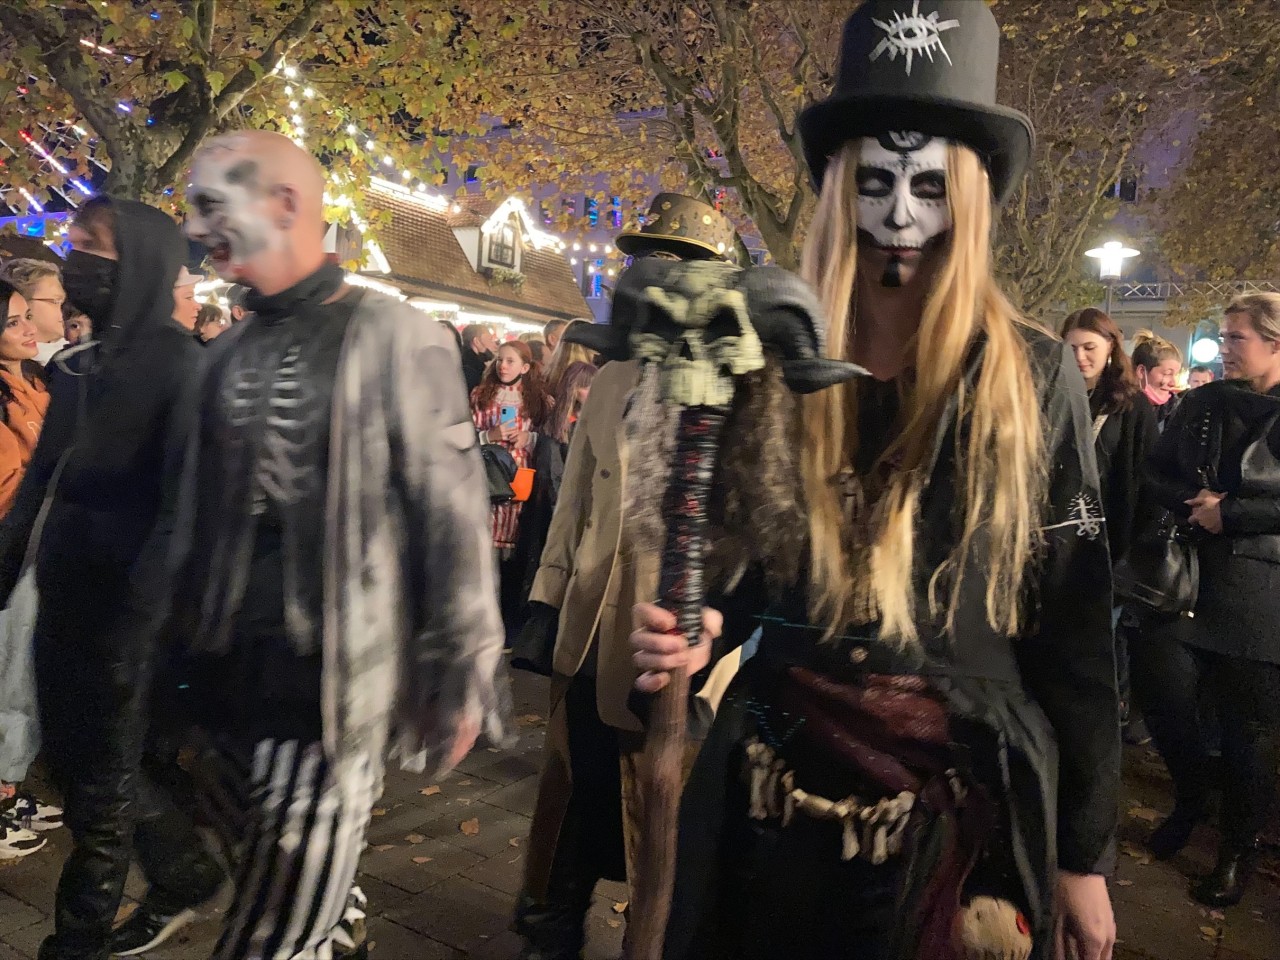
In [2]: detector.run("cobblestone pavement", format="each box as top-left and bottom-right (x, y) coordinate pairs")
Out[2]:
(2, 670), (1277, 960)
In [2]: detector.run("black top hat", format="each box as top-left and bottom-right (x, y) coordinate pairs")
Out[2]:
(798, 0), (1033, 205)
(616, 193), (738, 262)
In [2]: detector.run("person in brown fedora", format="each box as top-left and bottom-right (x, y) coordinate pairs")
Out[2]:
(512, 193), (744, 960)
(628, 3), (1118, 959)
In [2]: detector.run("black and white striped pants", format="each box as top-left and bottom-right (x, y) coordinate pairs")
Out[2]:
(214, 739), (376, 960)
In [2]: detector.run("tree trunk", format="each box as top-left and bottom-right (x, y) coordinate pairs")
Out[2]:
(100, 129), (184, 200)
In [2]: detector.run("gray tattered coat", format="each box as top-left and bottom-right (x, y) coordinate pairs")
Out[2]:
(165, 290), (510, 787)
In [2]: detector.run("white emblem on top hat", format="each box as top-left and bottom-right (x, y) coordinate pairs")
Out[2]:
(869, 0), (961, 76)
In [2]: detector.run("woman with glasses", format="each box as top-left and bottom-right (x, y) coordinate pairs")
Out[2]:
(1145, 292), (1280, 906)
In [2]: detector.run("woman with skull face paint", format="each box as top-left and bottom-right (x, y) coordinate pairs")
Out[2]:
(629, 4), (1118, 960)
(0, 196), (224, 960)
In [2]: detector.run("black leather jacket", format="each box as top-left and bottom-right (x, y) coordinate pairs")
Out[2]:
(1148, 379), (1280, 662)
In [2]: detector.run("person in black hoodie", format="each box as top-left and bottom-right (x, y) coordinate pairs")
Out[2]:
(0, 197), (223, 960)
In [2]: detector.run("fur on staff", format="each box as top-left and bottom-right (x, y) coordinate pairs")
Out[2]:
(620, 354), (810, 599)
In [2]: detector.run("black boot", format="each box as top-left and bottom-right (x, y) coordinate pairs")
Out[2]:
(513, 893), (588, 960)
(1193, 839), (1260, 908)
(1148, 805), (1203, 860)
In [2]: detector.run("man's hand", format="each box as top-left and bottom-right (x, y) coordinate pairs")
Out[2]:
(1186, 488), (1225, 534)
(447, 712), (481, 769)
(1055, 872), (1115, 960)
(630, 602), (721, 693)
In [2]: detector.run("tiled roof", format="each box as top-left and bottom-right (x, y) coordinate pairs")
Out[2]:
(445, 194), (491, 229)
(367, 182), (590, 323)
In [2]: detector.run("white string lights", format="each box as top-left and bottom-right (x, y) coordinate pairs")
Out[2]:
(269, 60), (591, 259)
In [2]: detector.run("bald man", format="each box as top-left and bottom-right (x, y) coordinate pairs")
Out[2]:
(142, 131), (509, 960)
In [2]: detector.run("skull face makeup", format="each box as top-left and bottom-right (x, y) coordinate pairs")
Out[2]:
(185, 137), (287, 285)
(855, 132), (952, 288)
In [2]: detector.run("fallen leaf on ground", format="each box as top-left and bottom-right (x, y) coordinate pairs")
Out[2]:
(487, 747), (500, 753)
(373, 844), (395, 852)
(420, 786), (441, 797)
(412, 856), (434, 864)
(371, 807), (387, 817)
(509, 837), (521, 847)
(405, 833), (426, 844)
(460, 818), (481, 836)
(1199, 926), (1217, 937)
(1127, 807), (1160, 823)
(517, 714), (544, 726)
(607, 919), (622, 929)
(1209, 909), (1225, 920)
(613, 901), (628, 914)
(1115, 879), (1133, 887)
(457, 779), (473, 786)
(1117, 841), (1152, 866)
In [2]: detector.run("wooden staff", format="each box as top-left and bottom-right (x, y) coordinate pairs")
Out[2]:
(626, 404), (727, 958)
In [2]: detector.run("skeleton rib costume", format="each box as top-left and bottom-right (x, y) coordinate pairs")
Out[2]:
(166, 263), (509, 958)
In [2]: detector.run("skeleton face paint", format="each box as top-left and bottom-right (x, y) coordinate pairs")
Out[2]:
(855, 132), (951, 288)
(185, 139), (283, 285)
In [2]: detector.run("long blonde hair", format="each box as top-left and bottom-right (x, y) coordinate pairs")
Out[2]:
(799, 143), (1045, 645)
(543, 319), (597, 390)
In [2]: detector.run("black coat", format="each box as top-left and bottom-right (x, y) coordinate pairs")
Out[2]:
(1147, 379), (1280, 664)
(501, 434), (567, 641)
(666, 329), (1119, 960)
(1092, 391), (1159, 564)
(462, 347), (491, 395)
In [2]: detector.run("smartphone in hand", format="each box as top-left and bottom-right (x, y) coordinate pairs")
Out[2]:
(500, 405), (518, 427)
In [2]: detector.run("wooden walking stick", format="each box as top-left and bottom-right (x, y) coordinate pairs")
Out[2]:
(609, 258), (865, 959)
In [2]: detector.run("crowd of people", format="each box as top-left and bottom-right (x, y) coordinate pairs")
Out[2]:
(0, 129), (508, 960)
(0, 2), (1276, 960)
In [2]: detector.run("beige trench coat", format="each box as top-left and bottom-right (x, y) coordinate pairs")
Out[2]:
(523, 358), (740, 899)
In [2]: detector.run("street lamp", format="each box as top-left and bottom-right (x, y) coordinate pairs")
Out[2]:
(1085, 240), (1140, 313)
(1190, 336), (1220, 365)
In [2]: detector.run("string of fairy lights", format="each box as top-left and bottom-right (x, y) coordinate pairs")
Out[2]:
(267, 59), (622, 278)
(9, 33), (626, 307)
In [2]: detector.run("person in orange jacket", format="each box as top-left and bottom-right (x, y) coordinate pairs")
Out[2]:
(0, 279), (48, 522)
(0, 277), (56, 862)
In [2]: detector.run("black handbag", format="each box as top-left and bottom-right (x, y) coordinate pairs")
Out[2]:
(481, 443), (518, 503)
(1115, 406), (1215, 616)
(1113, 511), (1199, 615)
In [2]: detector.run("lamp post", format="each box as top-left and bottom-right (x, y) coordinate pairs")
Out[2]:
(1085, 240), (1140, 314)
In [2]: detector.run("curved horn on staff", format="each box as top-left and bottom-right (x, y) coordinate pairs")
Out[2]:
(737, 267), (868, 393)
(560, 315), (629, 360)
